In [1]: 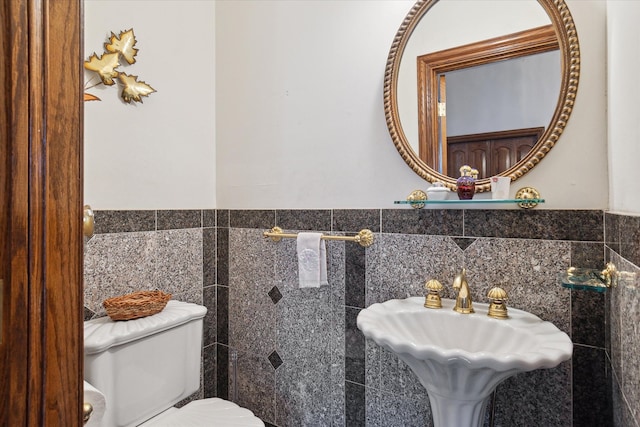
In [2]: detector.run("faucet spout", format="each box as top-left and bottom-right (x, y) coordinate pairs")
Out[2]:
(452, 268), (474, 314)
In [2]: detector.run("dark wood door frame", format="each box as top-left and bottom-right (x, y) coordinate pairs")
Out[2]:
(1, 1), (84, 425)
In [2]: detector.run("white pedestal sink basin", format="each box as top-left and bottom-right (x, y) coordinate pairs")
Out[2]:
(357, 297), (572, 427)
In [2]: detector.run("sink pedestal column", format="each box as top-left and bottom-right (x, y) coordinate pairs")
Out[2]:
(427, 391), (491, 427)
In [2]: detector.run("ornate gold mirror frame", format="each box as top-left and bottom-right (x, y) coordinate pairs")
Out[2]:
(384, 0), (580, 192)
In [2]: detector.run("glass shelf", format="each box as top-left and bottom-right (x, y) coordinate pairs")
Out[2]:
(394, 198), (545, 207)
(559, 268), (609, 293)
(559, 265), (637, 293)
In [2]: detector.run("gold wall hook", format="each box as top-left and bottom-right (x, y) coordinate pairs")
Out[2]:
(83, 205), (95, 238)
(83, 402), (93, 424)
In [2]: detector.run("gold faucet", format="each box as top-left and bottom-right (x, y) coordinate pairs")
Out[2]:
(452, 268), (474, 314)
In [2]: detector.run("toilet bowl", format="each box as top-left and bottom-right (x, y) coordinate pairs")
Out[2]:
(139, 398), (263, 426)
(84, 300), (264, 427)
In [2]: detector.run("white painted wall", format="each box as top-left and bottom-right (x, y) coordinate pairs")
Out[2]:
(216, 0), (608, 209)
(84, 0), (608, 210)
(84, 0), (216, 210)
(607, 1), (640, 215)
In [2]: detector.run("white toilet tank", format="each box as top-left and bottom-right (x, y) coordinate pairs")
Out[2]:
(84, 300), (207, 427)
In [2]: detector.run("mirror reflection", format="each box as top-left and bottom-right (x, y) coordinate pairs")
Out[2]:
(386, 0), (580, 191)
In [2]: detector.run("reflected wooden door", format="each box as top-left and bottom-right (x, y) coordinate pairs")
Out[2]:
(1, 1), (84, 425)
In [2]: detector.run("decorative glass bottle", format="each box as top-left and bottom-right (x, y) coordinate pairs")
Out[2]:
(456, 165), (476, 200)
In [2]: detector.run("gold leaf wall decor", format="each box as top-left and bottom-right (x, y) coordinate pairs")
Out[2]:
(84, 28), (156, 104)
(105, 29), (139, 65)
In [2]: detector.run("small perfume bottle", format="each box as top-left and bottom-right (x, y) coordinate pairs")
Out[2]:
(457, 165), (476, 200)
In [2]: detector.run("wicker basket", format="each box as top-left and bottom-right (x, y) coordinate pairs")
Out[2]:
(103, 290), (172, 321)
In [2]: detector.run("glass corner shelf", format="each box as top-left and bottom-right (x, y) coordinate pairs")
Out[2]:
(558, 263), (637, 293)
(394, 198), (545, 209)
(559, 268), (609, 293)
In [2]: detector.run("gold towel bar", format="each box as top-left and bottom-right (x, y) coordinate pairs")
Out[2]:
(263, 226), (374, 247)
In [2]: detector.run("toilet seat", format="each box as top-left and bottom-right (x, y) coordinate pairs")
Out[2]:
(140, 398), (264, 427)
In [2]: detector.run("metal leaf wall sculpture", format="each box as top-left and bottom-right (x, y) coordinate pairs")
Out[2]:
(84, 28), (156, 103)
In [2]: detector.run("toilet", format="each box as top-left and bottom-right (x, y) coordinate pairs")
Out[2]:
(84, 300), (264, 427)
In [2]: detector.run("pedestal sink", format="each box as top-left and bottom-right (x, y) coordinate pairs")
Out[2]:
(357, 297), (572, 427)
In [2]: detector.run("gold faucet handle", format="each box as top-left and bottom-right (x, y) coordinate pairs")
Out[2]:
(487, 287), (509, 319)
(424, 279), (444, 309)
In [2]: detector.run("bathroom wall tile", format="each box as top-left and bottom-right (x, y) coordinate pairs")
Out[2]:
(345, 243), (366, 308)
(365, 386), (381, 427)
(203, 343), (216, 399)
(93, 210), (156, 234)
(234, 351), (275, 424)
(365, 234), (463, 306)
(376, 387), (432, 427)
(345, 307), (365, 385)
(217, 209), (230, 228)
(203, 227), (216, 288)
(365, 338), (381, 390)
(464, 238), (571, 334)
(203, 209), (216, 228)
(465, 210), (603, 241)
(345, 381), (366, 427)
(381, 209), (463, 236)
(605, 212), (621, 254)
(229, 228), (275, 290)
(84, 231), (157, 315)
(572, 289), (605, 347)
(230, 209), (275, 229)
(330, 359), (346, 427)
(83, 306), (95, 321)
(229, 229), (276, 355)
(273, 237), (298, 293)
(157, 209), (201, 230)
(333, 209), (381, 233)
(620, 214), (640, 267)
(229, 284), (275, 355)
(608, 251), (623, 380)
(276, 287), (333, 361)
(216, 344), (229, 399)
(217, 226), (229, 285)
(619, 259), (640, 421)
(275, 356), (334, 426)
(171, 286), (203, 305)
(493, 361), (571, 427)
(276, 209), (331, 232)
(573, 345), (611, 426)
(203, 285), (216, 346)
(611, 367), (639, 427)
(155, 229), (203, 295)
(327, 238), (347, 308)
(571, 241), (605, 268)
(452, 237), (476, 251)
(217, 285), (229, 345)
(378, 347), (426, 400)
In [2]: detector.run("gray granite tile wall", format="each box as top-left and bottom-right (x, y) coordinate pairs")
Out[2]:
(605, 212), (640, 427)
(83, 208), (639, 427)
(220, 208), (630, 427)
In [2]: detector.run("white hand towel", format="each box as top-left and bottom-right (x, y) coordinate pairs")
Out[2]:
(297, 232), (329, 288)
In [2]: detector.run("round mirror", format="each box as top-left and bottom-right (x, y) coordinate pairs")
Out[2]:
(385, 0), (580, 192)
